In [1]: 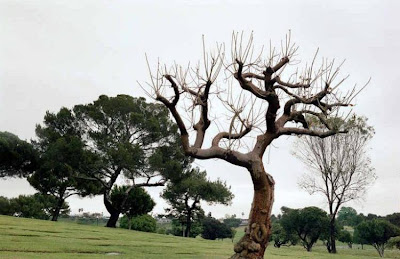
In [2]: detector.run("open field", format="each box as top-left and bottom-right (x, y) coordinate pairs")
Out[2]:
(0, 215), (399, 258)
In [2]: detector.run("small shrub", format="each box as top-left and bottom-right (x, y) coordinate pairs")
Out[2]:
(201, 217), (232, 240)
(120, 215), (156, 233)
(388, 236), (400, 250)
(338, 229), (353, 248)
(156, 227), (167, 235)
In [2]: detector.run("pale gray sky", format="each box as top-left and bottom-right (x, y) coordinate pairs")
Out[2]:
(1, 0), (399, 218)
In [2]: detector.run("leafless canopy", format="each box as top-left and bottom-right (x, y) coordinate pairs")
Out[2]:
(294, 116), (376, 214)
(142, 32), (366, 169)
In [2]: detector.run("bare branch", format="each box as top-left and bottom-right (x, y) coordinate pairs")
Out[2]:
(233, 60), (273, 100)
(212, 125), (253, 147)
(279, 127), (346, 138)
(274, 75), (311, 89)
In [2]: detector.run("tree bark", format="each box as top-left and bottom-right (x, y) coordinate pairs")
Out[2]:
(325, 240), (332, 253)
(231, 162), (275, 259)
(107, 211), (120, 228)
(329, 218), (337, 253)
(185, 211), (192, 237)
(51, 197), (65, 222)
(104, 192), (120, 228)
(128, 216), (132, 230)
(375, 244), (384, 258)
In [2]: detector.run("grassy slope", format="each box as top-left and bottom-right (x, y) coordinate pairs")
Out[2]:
(1, 215), (399, 258)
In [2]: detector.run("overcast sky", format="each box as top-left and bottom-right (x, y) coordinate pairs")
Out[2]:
(1, 0), (399, 219)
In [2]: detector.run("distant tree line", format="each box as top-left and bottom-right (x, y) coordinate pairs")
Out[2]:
(0, 194), (69, 220)
(269, 206), (400, 257)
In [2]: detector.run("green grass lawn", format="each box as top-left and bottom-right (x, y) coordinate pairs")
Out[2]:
(0, 215), (399, 258)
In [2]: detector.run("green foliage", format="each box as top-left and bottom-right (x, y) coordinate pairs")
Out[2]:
(0, 131), (38, 178)
(366, 213), (379, 220)
(353, 225), (368, 246)
(120, 214), (156, 233)
(344, 115), (375, 137)
(119, 215), (129, 229)
(201, 216), (233, 240)
(73, 95), (185, 183)
(164, 167), (234, 207)
(162, 167), (233, 237)
(110, 185), (155, 218)
(356, 219), (400, 244)
(9, 193), (69, 220)
(355, 219), (400, 257)
(0, 196), (12, 215)
(306, 115), (374, 137)
(156, 226), (167, 235)
(230, 228), (237, 242)
(169, 218), (202, 238)
(280, 206), (329, 252)
(385, 213), (400, 228)
(318, 220), (341, 252)
(270, 214), (279, 224)
(28, 134), (100, 198)
(73, 95), (186, 227)
(170, 218), (185, 236)
(188, 221), (203, 238)
(28, 108), (101, 220)
(338, 229), (353, 248)
(270, 222), (298, 248)
(32, 108), (101, 194)
(388, 236), (400, 250)
(223, 215), (241, 229)
(337, 207), (363, 227)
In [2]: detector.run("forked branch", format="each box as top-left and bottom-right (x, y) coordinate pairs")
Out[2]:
(146, 32), (365, 165)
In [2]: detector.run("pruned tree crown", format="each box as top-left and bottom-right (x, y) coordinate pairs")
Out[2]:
(142, 32), (366, 168)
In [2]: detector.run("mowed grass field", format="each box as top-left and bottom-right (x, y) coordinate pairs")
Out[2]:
(1, 215), (399, 258)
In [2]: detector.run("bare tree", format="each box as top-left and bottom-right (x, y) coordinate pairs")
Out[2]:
(294, 115), (376, 254)
(143, 32), (366, 258)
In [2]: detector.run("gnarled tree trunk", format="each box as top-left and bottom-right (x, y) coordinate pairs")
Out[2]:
(232, 162), (275, 259)
(104, 192), (120, 228)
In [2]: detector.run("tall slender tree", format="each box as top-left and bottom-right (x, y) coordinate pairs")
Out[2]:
(293, 116), (376, 253)
(146, 32), (365, 258)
